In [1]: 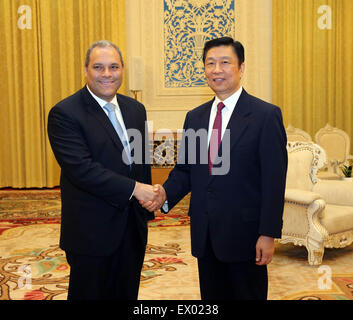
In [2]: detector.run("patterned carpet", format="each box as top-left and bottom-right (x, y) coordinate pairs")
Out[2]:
(1, 189), (353, 300)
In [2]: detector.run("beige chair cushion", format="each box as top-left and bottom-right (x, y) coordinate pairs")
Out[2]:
(286, 150), (313, 191)
(313, 180), (353, 207)
(321, 204), (353, 234)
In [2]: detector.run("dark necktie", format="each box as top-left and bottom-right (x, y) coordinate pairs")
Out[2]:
(208, 102), (225, 174)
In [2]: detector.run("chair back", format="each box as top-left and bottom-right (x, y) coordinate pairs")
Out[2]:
(286, 125), (312, 142)
(286, 141), (327, 191)
(315, 124), (351, 164)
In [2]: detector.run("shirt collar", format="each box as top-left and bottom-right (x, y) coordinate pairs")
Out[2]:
(214, 86), (243, 112)
(86, 85), (118, 108)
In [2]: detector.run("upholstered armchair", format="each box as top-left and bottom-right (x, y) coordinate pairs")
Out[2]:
(279, 141), (353, 265)
(315, 123), (353, 180)
(286, 124), (312, 142)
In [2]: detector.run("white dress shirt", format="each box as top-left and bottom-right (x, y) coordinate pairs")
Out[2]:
(207, 86), (243, 145)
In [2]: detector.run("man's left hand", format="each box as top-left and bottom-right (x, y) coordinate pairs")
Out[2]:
(255, 235), (275, 265)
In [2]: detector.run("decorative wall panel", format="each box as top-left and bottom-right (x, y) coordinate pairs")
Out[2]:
(163, 0), (235, 88)
(126, 0), (272, 130)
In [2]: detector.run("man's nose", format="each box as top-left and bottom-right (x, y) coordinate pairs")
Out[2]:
(102, 67), (112, 77)
(213, 62), (222, 73)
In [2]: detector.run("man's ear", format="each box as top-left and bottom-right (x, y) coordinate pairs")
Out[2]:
(240, 63), (245, 74)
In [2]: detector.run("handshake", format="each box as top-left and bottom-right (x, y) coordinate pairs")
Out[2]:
(133, 182), (167, 212)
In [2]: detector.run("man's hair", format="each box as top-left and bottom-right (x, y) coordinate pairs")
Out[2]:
(202, 37), (245, 67)
(84, 40), (124, 67)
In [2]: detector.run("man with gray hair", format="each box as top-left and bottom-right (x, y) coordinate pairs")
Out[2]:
(48, 40), (156, 299)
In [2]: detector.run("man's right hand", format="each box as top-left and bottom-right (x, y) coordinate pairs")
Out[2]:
(133, 182), (156, 202)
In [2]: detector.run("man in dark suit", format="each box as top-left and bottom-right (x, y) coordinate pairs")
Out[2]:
(47, 40), (156, 300)
(142, 37), (288, 300)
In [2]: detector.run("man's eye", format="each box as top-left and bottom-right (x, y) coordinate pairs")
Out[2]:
(111, 65), (119, 70)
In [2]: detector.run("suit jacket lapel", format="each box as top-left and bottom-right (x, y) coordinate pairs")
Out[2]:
(225, 89), (251, 152)
(117, 95), (141, 173)
(208, 89), (251, 181)
(116, 95), (134, 140)
(203, 91), (252, 153)
(82, 87), (125, 152)
(196, 100), (213, 179)
(199, 99), (214, 131)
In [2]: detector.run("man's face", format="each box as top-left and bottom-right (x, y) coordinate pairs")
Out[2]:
(84, 46), (124, 102)
(204, 45), (244, 100)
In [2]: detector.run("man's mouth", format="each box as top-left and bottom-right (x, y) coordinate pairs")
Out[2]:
(99, 80), (115, 86)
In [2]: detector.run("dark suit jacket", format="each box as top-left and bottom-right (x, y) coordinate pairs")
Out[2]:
(47, 86), (154, 257)
(163, 89), (288, 262)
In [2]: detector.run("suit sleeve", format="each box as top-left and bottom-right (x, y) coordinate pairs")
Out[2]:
(258, 107), (288, 238)
(47, 106), (136, 210)
(137, 105), (154, 216)
(162, 112), (192, 212)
